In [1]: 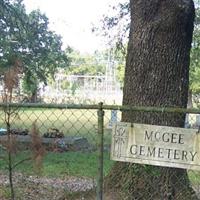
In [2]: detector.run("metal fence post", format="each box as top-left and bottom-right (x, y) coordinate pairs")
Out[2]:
(97, 102), (104, 200)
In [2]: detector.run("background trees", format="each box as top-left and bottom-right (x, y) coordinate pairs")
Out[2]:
(98, 0), (200, 106)
(190, 1), (200, 103)
(0, 0), (70, 102)
(66, 50), (106, 76)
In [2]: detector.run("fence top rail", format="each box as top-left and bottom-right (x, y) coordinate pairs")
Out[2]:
(0, 103), (100, 110)
(0, 102), (200, 114)
(103, 105), (200, 114)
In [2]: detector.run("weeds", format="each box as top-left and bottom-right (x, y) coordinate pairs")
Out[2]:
(0, 60), (45, 199)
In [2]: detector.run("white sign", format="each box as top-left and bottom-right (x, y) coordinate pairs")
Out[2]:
(111, 122), (200, 170)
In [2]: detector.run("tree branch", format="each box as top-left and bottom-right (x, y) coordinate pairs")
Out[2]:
(12, 157), (32, 169)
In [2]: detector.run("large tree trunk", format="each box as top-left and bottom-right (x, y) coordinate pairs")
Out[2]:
(107, 0), (197, 199)
(30, 89), (37, 103)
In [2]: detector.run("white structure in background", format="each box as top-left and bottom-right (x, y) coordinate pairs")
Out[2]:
(40, 59), (123, 104)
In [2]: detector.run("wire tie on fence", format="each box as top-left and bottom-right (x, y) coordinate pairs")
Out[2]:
(197, 126), (200, 134)
(162, 107), (165, 113)
(131, 123), (134, 128)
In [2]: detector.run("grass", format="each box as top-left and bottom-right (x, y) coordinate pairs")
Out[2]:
(0, 106), (115, 198)
(63, 190), (96, 200)
(1, 149), (198, 183)
(0, 108), (116, 145)
(0, 107), (199, 184)
(0, 187), (11, 199)
(188, 170), (200, 185)
(0, 150), (114, 178)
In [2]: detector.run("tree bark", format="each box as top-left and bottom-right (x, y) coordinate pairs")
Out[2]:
(30, 89), (37, 103)
(107, 0), (197, 199)
(188, 89), (193, 108)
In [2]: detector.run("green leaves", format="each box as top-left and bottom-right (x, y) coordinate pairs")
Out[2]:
(0, 0), (70, 100)
(66, 50), (106, 75)
(190, 3), (200, 94)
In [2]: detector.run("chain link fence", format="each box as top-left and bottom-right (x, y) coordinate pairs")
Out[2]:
(103, 106), (200, 200)
(0, 103), (200, 199)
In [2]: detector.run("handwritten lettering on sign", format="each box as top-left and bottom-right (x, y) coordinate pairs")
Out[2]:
(111, 123), (200, 170)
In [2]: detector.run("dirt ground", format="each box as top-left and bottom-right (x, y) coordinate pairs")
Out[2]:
(0, 172), (122, 200)
(0, 172), (96, 200)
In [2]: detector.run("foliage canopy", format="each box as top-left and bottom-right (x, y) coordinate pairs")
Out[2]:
(97, 0), (200, 94)
(0, 0), (70, 99)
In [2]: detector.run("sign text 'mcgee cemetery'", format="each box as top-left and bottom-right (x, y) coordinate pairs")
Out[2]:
(111, 123), (200, 170)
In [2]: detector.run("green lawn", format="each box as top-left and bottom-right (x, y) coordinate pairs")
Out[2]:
(1, 149), (199, 187)
(0, 108), (115, 181)
(0, 150), (114, 178)
(0, 108), (116, 145)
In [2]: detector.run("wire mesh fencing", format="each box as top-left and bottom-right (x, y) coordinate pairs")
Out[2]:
(0, 103), (103, 200)
(0, 103), (200, 200)
(103, 106), (200, 200)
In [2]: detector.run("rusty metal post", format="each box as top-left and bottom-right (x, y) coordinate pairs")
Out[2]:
(97, 102), (104, 200)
